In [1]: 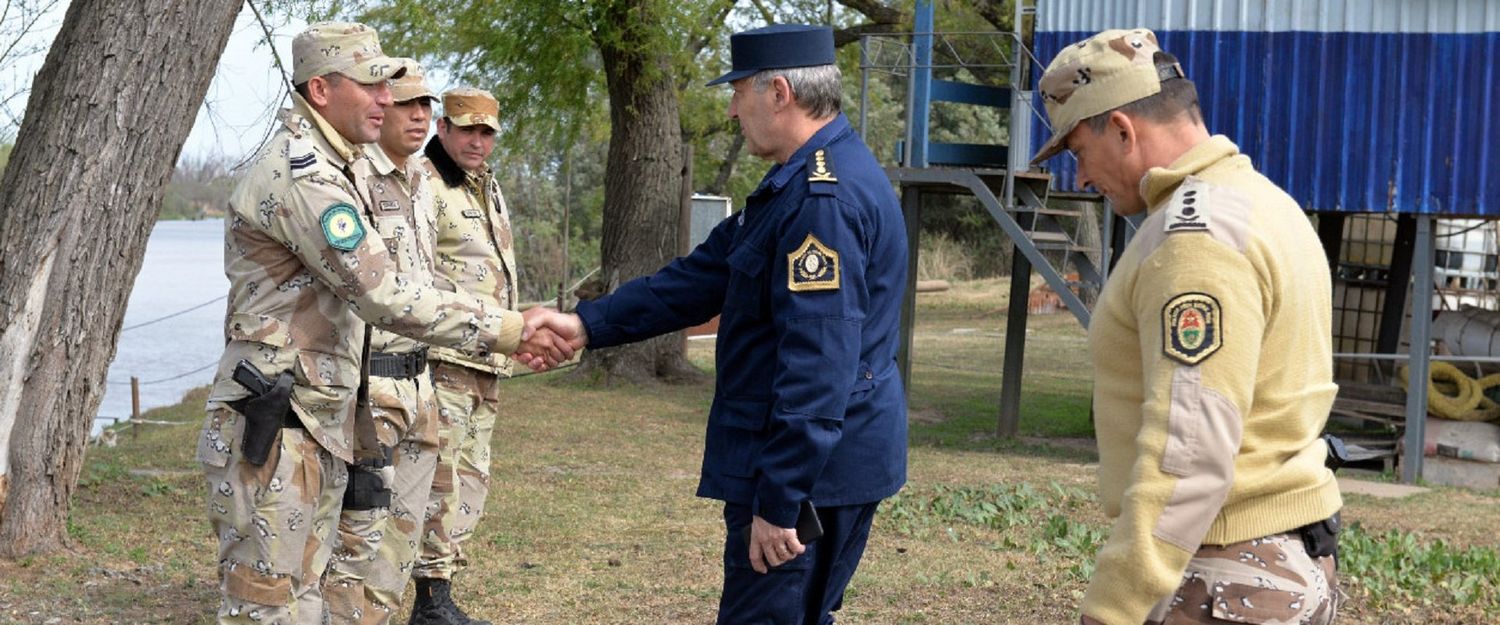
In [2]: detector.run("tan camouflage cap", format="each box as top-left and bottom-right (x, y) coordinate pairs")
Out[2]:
(292, 21), (407, 85)
(1031, 28), (1176, 166)
(442, 88), (500, 131)
(389, 58), (436, 103)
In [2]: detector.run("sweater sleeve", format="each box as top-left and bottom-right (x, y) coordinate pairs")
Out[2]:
(1080, 232), (1267, 625)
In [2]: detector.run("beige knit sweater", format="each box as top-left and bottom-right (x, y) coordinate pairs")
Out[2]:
(1080, 135), (1344, 625)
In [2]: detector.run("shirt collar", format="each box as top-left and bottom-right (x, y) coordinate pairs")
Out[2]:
(1139, 134), (1240, 212)
(362, 142), (400, 176)
(752, 113), (852, 197)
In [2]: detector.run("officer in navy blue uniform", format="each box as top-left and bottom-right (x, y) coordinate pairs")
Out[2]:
(520, 24), (907, 625)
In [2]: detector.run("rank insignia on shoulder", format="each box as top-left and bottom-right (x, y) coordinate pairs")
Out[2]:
(1162, 292), (1222, 365)
(320, 203), (366, 251)
(808, 149), (837, 184)
(787, 234), (840, 292)
(1164, 177), (1210, 234)
(290, 152), (317, 172)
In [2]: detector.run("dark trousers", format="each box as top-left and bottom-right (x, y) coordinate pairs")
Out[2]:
(717, 501), (880, 625)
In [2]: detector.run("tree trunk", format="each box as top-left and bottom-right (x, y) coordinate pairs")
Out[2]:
(579, 0), (703, 385)
(0, 0), (243, 557)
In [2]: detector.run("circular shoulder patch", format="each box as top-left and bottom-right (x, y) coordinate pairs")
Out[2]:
(320, 203), (366, 251)
(1162, 292), (1221, 365)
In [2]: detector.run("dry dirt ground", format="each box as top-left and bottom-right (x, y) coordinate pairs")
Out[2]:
(1, 279), (1496, 624)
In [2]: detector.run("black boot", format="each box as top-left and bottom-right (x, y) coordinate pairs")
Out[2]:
(407, 578), (457, 625)
(408, 578), (491, 625)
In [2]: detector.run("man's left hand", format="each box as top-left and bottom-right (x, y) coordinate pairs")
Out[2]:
(748, 515), (805, 574)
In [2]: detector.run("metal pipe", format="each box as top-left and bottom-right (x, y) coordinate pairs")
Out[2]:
(1402, 215), (1435, 484)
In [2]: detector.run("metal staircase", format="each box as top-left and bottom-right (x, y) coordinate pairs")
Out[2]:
(862, 0), (1119, 436)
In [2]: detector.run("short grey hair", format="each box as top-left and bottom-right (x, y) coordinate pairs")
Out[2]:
(751, 64), (842, 119)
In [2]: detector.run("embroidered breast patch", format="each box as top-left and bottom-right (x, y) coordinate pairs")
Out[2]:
(787, 234), (840, 292)
(1162, 292), (1222, 365)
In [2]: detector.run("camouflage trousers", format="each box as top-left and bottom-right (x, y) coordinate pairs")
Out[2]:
(413, 362), (501, 580)
(1146, 532), (1340, 625)
(324, 372), (441, 625)
(199, 406), (349, 625)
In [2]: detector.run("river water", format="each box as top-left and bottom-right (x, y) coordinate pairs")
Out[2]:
(97, 219), (228, 432)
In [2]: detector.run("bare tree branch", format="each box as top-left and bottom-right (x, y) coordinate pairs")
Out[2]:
(748, 0), (776, 25)
(689, 0), (734, 56)
(707, 131), (743, 196)
(834, 0), (904, 24)
(831, 0), (907, 48)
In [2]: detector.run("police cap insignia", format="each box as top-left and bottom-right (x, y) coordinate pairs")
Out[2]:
(1162, 292), (1221, 365)
(320, 203), (366, 251)
(787, 233), (840, 292)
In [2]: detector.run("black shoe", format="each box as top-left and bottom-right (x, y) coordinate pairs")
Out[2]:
(408, 578), (491, 625)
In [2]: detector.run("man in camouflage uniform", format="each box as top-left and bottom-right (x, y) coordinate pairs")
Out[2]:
(322, 59), (445, 625)
(407, 88), (519, 625)
(1030, 29), (1343, 625)
(198, 25), (561, 625)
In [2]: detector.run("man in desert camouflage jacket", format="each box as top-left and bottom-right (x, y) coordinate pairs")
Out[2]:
(196, 24), (563, 625)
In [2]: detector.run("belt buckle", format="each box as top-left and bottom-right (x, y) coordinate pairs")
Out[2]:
(411, 347), (429, 375)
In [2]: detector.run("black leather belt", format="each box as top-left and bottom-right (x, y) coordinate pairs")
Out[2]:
(370, 348), (428, 379)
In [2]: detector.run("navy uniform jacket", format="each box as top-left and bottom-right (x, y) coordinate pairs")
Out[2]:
(576, 114), (908, 529)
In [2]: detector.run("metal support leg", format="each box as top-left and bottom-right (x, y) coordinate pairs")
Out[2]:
(898, 187), (921, 392)
(1378, 214), (1417, 356)
(1401, 215), (1434, 484)
(1316, 213), (1346, 278)
(999, 248), (1030, 438)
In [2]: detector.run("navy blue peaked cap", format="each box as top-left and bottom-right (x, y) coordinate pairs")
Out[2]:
(707, 24), (836, 86)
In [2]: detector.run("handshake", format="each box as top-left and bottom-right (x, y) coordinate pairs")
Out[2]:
(510, 307), (589, 372)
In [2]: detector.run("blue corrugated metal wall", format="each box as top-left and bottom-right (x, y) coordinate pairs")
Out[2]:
(1030, 30), (1496, 216)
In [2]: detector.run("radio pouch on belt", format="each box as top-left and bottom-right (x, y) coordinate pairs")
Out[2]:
(345, 325), (393, 510)
(227, 360), (294, 467)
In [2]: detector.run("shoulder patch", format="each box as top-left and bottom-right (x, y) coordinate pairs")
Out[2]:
(1159, 176), (1254, 252)
(808, 149), (837, 183)
(288, 134), (320, 179)
(1163, 177), (1210, 234)
(290, 152), (316, 167)
(1162, 292), (1222, 366)
(787, 234), (840, 292)
(320, 203), (366, 251)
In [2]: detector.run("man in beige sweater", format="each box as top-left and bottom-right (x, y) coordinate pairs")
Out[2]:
(1031, 29), (1344, 625)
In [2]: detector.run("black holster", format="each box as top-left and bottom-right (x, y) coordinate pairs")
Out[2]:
(227, 369), (296, 466)
(343, 461), (392, 511)
(1297, 511), (1342, 562)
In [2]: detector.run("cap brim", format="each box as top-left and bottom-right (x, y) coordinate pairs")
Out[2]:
(342, 57), (408, 84)
(1028, 120), (1076, 168)
(706, 68), (756, 87)
(391, 86), (436, 103)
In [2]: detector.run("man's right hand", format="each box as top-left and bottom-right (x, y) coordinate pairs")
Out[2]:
(514, 307), (588, 371)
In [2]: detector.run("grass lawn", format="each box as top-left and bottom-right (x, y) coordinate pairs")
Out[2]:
(1, 278), (1497, 624)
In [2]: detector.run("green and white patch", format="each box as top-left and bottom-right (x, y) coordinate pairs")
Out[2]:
(320, 203), (366, 251)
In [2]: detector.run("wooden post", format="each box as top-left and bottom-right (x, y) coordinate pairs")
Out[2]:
(130, 376), (140, 440)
